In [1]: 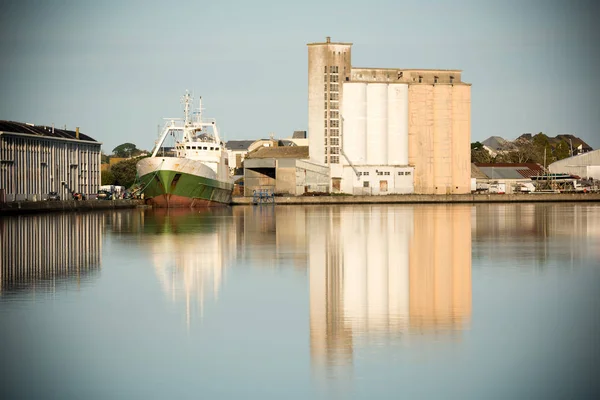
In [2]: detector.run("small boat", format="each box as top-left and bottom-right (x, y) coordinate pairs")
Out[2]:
(136, 92), (233, 207)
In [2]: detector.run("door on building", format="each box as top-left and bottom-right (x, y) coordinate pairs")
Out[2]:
(380, 180), (388, 192)
(332, 178), (341, 193)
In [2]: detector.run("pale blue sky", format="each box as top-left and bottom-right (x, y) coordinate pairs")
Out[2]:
(1, 0), (598, 152)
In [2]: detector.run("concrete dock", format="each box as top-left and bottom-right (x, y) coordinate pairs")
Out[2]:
(0, 199), (145, 215)
(232, 192), (600, 205)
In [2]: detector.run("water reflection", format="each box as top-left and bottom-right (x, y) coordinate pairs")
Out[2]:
(307, 205), (473, 372)
(0, 212), (103, 295)
(473, 203), (600, 264)
(141, 208), (238, 328)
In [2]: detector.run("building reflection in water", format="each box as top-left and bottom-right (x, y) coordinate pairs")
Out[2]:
(308, 205), (473, 371)
(472, 203), (600, 264)
(0, 212), (103, 295)
(145, 208), (238, 328)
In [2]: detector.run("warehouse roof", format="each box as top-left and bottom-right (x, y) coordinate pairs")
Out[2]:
(225, 140), (254, 151)
(0, 120), (97, 142)
(474, 163), (545, 179)
(246, 146), (309, 159)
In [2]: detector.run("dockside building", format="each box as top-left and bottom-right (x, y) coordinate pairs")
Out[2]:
(308, 37), (472, 195)
(0, 121), (102, 201)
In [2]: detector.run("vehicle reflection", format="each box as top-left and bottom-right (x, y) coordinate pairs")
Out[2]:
(0, 212), (103, 295)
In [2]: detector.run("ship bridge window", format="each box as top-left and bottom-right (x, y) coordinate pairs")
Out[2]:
(210, 147), (214, 150)
(186, 146), (191, 149)
(203, 146), (207, 150)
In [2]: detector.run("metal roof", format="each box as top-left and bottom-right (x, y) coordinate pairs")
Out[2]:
(475, 163), (545, 179)
(225, 140), (254, 151)
(0, 120), (97, 142)
(246, 146), (309, 159)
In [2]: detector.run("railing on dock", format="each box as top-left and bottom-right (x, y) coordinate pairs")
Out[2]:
(252, 188), (275, 205)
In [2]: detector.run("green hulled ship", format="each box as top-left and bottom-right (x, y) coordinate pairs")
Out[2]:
(136, 92), (233, 207)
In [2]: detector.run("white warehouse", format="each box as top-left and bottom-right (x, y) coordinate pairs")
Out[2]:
(548, 149), (600, 180)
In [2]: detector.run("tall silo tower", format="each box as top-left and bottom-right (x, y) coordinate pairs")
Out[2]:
(307, 37), (352, 183)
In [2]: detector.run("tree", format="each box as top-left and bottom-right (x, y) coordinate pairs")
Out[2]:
(112, 142), (139, 158)
(553, 140), (571, 162)
(471, 148), (494, 163)
(101, 169), (115, 185)
(110, 158), (139, 188)
(101, 152), (110, 164)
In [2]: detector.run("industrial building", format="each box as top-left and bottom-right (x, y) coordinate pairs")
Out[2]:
(308, 37), (471, 195)
(0, 121), (102, 201)
(548, 149), (600, 180)
(243, 145), (329, 196)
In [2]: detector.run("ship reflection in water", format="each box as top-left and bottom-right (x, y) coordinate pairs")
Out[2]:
(144, 208), (238, 328)
(307, 205), (472, 374)
(0, 212), (103, 296)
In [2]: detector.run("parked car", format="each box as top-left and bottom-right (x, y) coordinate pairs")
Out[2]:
(47, 191), (60, 201)
(97, 190), (113, 200)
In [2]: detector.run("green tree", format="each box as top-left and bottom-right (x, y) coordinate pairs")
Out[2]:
(110, 158), (139, 188)
(553, 140), (571, 162)
(471, 141), (484, 151)
(112, 142), (139, 158)
(101, 152), (110, 164)
(471, 148), (494, 163)
(101, 169), (115, 185)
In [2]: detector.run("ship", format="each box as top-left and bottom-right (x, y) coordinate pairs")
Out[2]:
(136, 92), (233, 207)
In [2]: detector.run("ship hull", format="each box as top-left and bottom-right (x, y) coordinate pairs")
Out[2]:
(137, 157), (233, 208)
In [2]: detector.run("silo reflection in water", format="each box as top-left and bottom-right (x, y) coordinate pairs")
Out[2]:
(309, 205), (472, 371)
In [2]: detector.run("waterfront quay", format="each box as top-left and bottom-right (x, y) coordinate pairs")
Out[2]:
(233, 192), (600, 205)
(1, 193), (598, 215)
(0, 199), (144, 215)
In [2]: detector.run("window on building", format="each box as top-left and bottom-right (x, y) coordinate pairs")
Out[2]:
(330, 155), (339, 164)
(329, 93), (338, 100)
(434, 76), (439, 84)
(418, 76), (423, 83)
(330, 111), (339, 119)
(450, 75), (454, 84)
(330, 120), (339, 127)
(346, 77), (350, 81)
(398, 171), (404, 176)
(330, 128), (339, 136)
(330, 147), (339, 154)
(324, 137), (328, 145)
(330, 138), (339, 146)
(324, 110), (328, 118)
(330, 102), (338, 109)
(385, 171), (390, 176)
(330, 84), (338, 92)
(324, 66), (328, 73)
(324, 101), (328, 109)
(363, 181), (369, 187)
(324, 93), (327, 101)
(364, 172), (369, 176)
(331, 75), (338, 83)
(324, 119), (328, 127)
(406, 171), (411, 175)
(324, 83), (328, 91)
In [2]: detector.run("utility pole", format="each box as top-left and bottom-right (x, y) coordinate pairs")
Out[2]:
(569, 139), (573, 157)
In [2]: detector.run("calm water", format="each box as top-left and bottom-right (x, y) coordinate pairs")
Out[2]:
(1, 203), (599, 399)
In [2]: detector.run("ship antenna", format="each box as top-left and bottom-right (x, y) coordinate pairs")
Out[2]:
(182, 90), (192, 126)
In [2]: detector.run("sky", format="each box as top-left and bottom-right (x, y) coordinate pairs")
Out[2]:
(0, 0), (598, 153)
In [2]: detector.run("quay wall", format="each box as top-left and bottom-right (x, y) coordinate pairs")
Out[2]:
(232, 193), (600, 205)
(0, 200), (145, 215)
